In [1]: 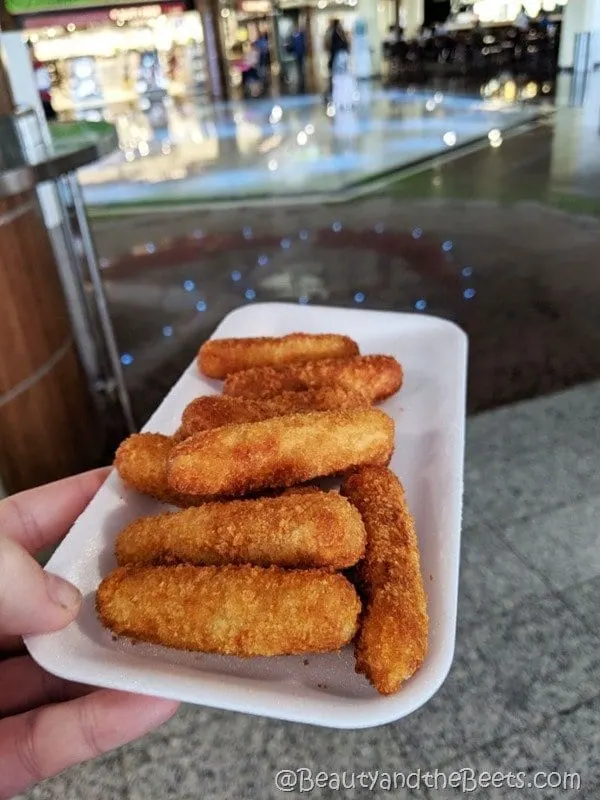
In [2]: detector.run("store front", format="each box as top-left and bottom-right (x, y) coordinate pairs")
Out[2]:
(10, 0), (208, 111)
(304, 0), (399, 80)
(218, 0), (277, 91)
(218, 0), (402, 92)
(449, 0), (565, 23)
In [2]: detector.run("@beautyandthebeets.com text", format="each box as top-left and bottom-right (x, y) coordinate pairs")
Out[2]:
(274, 767), (582, 793)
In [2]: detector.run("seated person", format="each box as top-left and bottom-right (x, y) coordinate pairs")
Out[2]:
(231, 42), (261, 92)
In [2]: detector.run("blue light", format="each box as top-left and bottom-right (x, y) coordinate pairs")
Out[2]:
(145, 242), (156, 254)
(354, 292), (365, 304)
(375, 222), (385, 233)
(442, 240), (453, 252)
(332, 221), (342, 233)
(463, 288), (476, 299)
(243, 226), (253, 239)
(120, 353), (134, 366)
(462, 266), (473, 277)
(162, 325), (173, 337)
(280, 238), (291, 250)
(231, 270), (242, 282)
(196, 300), (207, 312)
(257, 255), (269, 267)
(412, 227), (423, 239)
(299, 229), (309, 241)
(245, 288), (256, 301)
(415, 299), (427, 311)
(183, 280), (195, 292)
(298, 295), (309, 304)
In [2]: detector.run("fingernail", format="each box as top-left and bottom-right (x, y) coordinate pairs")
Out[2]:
(45, 572), (82, 610)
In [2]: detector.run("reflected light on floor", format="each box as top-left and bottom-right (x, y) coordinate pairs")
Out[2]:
(443, 131), (457, 146)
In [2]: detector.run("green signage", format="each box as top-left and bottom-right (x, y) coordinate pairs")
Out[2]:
(7, 0), (139, 12)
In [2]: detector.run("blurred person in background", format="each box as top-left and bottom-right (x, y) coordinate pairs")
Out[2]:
(254, 28), (272, 86)
(290, 23), (307, 93)
(536, 8), (552, 31)
(231, 42), (262, 98)
(515, 5), (531, 31)
(324, 18), (350, 98)
(384, 24), (400, 46)
(419, 23), (433, 41)
(28, 41), (56, 121)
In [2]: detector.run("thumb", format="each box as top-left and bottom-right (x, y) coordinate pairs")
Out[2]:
(0, 535), (81, 636)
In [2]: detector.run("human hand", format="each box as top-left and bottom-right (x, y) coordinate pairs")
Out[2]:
(0, 468), (179, 799)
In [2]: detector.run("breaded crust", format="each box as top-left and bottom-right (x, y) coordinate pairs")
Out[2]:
(114, 433), (204, 507)
(115, 491), (366, 570)
(223, 355), (403, 403)
(197, 333), (359, 379)
(96, 564), (361, 656)
(167, 409), (395, 497)
(178, 386), (370, 437)
(341, 466), (429, 695)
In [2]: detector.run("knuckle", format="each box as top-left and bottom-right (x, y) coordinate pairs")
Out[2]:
(77, 696), (104, 760)
(14, 709), (45, 785)
(0, 537), (15, 612)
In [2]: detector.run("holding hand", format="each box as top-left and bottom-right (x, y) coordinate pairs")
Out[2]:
(0, 469), (179, 799)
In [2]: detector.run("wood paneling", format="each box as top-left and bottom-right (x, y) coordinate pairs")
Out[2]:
(0, 196), (103, 491)
(0, 5), (17, 32)
(0, 342), (102, 491)
(0, 62), (103, 493)
(0, 53), (14, 113)
(0, 197), (73, 391)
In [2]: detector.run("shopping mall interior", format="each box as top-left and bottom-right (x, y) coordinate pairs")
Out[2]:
(1, 0), (600, 795)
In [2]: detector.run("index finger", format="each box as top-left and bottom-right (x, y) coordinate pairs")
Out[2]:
(1, 689), (178, 798)
(0, 468), (110, 555)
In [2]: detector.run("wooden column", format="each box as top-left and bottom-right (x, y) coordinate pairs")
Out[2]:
(304, 4), (319, 93)
(194, 0), (230, 100)
(0, 61), (102, 493)
(0, 3), (17, 32)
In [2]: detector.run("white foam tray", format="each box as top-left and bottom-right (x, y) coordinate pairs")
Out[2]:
(26, 303), (467, 729)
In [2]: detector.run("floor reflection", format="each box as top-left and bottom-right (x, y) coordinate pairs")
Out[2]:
(82, 71), (600, 424)
(77, 87), (542, 206)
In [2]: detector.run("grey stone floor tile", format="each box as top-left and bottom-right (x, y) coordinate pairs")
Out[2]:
(393, 594), (600, 767)
(462, 445), (600, 531)
(465, 381), (600, 462)
(558, 575), (600, 636)
(457, 520), (550, 632)
(389, 632), (526, 767)
(429, 696), (600, 799)
(121, 705), (273, 800)
(20, 752), (127, 800)
(501, 496), (600, 591)
(471, 595), (600, 722)
(262, 723), (430, 800)
(121, 703), (422, 800)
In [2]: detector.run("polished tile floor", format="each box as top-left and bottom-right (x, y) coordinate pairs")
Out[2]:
(78, 86), (543, 207)
(92, 149), (599, 423)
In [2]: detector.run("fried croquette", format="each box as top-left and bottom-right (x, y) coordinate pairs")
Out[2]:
(178, 386), (370, 437)
(341, 466), (429, 695)
(167, 409), (395, 498)
(115, 492), (366, 570)
(97, 564), (361, 656)
(223, 355), (403, 403)
(114, 433), (203, 507)
(197, 333), (359, 379)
